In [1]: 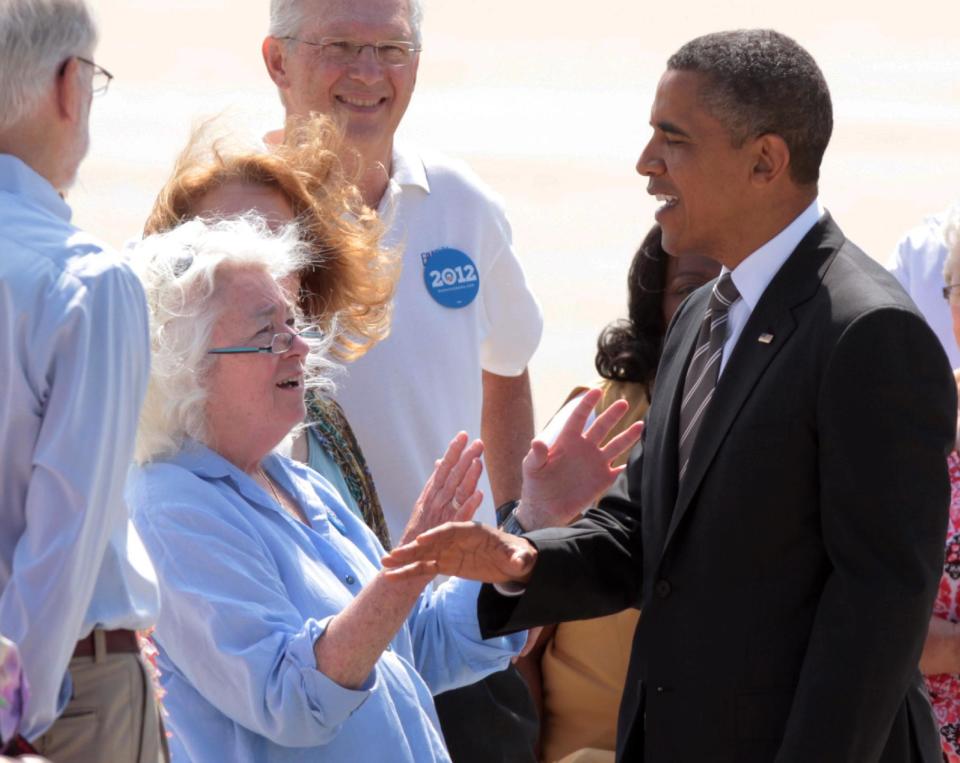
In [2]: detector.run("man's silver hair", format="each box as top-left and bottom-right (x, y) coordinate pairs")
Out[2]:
(0, 0), (97, 129)
(269, 0), (424, 46)
(131, 216), (337, 465)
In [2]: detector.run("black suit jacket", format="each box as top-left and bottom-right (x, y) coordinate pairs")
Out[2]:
(479, 215), (957, 762)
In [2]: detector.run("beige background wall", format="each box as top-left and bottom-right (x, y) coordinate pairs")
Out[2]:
(75, 1), (960, 425)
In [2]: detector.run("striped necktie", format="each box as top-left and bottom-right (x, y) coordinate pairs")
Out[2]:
(677, 273), (741, 481)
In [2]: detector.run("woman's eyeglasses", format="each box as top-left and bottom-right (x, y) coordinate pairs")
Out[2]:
(207, 330), (323, 355)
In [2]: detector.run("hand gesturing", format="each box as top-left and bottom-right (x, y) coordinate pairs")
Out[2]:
(398, 433), (485, 547)
(382, 522), (538, 584)
(519, 387), (643, 529)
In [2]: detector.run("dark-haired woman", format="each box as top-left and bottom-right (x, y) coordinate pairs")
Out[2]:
(518, 225), (718, 763)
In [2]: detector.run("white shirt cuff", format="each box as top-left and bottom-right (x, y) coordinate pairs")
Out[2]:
(492, 581), (526, 597)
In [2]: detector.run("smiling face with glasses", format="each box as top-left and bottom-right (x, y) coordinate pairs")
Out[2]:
(264, 0), (420, 173)
(204, 266), (315, 460)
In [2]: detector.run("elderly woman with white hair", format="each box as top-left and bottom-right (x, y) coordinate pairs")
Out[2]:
(923, 206), (960, 762)
(127, 216), (635, 762)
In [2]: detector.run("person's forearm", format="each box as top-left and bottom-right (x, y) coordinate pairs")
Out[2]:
(313, 572), (431, 689)
(921, 616), (960, 675)
(482, 369), (534, 507)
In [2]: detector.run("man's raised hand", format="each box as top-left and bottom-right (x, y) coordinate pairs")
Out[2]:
(517, 387), (643, 530)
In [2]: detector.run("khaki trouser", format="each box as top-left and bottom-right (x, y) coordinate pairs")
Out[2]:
(33, 634), (168, 763)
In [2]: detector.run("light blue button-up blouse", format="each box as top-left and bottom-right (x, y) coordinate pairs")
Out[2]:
(129, 443), (524, 762)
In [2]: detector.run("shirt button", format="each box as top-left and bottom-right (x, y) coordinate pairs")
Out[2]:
(655, 579), (672, 598)
(656, 686), (665, 694)
(345, 575), (356, 585)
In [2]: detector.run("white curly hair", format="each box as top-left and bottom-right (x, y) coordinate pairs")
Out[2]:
(130, 216), (337, 464)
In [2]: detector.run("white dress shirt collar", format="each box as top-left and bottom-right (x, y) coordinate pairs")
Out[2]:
(727, 198), (825, 311)
(717, 199), (824, 376)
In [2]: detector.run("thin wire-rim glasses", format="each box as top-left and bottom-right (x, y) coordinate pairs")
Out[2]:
(207, 330), (323, 355)
(75, 56), (113, 96)
(282, 36), (421, 67)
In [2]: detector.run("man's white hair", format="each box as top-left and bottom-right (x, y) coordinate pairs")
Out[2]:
(269, 0), (424, 46)
(0, 0), (97, 129)
(131, 216), (337, 465)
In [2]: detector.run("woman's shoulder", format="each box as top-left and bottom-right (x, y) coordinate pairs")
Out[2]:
(127, 451), (256, 532)
(128, 459), (212, 508)
(597, 379), (650, 416)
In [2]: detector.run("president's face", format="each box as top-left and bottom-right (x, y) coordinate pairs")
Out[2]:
(636, 70), (756, 262)
(270, 0), (419, 162)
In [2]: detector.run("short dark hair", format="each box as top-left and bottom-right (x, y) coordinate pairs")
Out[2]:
(667, 29), (832, 185)
(595, 225), (670, 397)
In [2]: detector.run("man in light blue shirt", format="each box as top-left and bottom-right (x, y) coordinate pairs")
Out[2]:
(0, 1), (162, 759)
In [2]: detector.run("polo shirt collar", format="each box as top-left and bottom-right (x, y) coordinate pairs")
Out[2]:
(0, 154), (72, 222)
(390, 143), (430, 193)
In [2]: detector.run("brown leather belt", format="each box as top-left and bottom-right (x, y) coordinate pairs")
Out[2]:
(73, 629), (139, 658)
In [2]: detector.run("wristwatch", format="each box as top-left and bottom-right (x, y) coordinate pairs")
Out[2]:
(496, 499), (528, 536)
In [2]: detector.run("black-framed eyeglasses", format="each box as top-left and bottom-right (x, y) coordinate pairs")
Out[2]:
(75, 56), (114, 96)
(943, 284), (960, 305)
(207, 330), (323, 355)
(283, 36), (421, 67)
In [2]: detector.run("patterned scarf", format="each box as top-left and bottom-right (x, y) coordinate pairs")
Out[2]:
(305, 391), (392, 550)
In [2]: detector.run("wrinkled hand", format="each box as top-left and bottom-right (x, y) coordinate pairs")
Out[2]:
(518, 387), (643, 530)
(398, 433), (485, 547)
(382, 521), (538, 584)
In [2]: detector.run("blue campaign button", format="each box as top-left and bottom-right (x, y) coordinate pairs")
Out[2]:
(421, 248), (479, 309)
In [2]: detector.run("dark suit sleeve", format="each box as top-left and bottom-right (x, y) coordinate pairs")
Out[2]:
(478, 445), (645, 638)
(776, 307), (956, 762)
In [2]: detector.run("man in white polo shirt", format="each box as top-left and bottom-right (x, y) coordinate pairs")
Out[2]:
(262, 0), (542, 759)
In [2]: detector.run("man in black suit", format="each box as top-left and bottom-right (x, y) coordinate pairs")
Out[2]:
(384, 29), (957, 762)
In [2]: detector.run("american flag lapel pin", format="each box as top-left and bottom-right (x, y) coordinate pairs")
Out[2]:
(758, 333), (774, 344)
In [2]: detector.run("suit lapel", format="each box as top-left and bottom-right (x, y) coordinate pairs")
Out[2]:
(661, 214), (843, 554)
(641, 287), (707, 559)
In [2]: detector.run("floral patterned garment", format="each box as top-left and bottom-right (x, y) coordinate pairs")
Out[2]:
(927, 449), (960, 762)
(0, 635), (26, 745)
